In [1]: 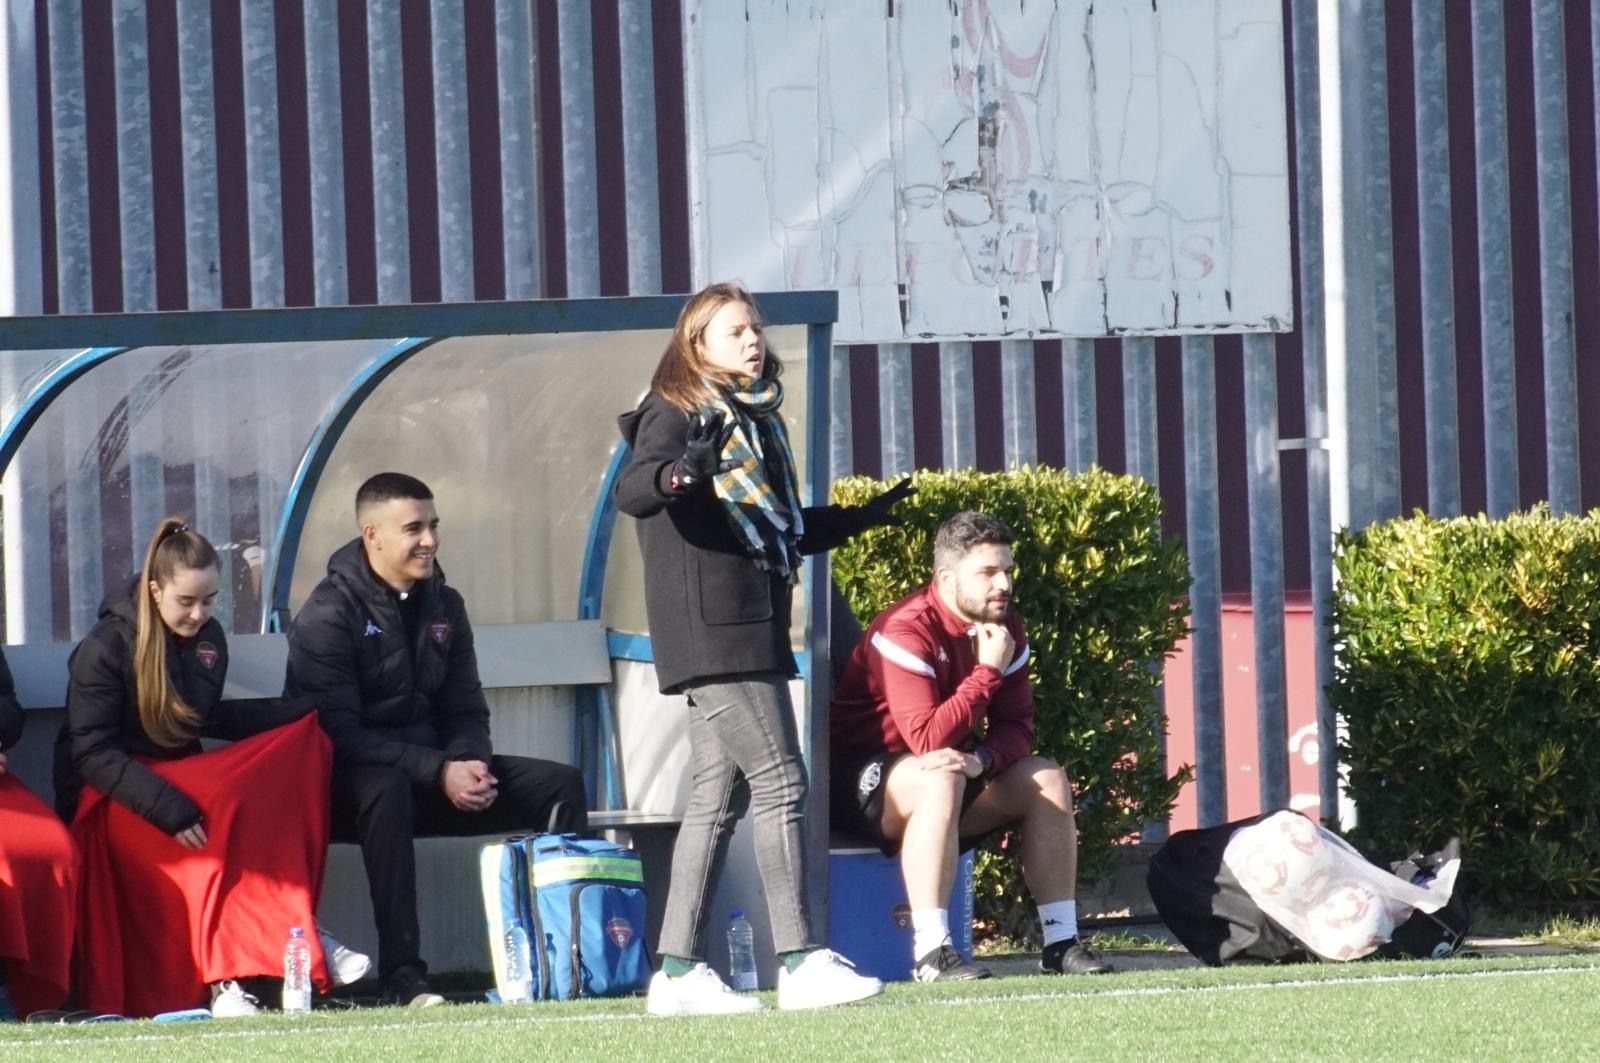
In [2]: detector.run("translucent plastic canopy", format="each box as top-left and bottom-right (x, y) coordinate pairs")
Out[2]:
(287, 325), (809, 643)
(0, 296), (832, 647)
(0, 347), (91, 428)
(2, 340), (396, 640)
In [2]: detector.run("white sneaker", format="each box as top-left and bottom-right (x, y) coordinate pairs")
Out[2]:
(645, 964), (765, 1017)
(209, 980), (260, 1018)
(776, 950), (883, 1011)
(318, 927), (373, 987)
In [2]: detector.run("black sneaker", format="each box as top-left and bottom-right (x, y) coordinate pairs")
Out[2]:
(383, 965), (446, 1008)
(1040, 938), (1113, 975)
(914, 943), (992, 982)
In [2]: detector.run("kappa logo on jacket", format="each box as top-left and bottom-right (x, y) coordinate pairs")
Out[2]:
(363, 619), (382, 637)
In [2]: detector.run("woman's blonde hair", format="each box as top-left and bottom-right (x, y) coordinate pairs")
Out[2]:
(650, 281), (782, 412)
(134, 517), (218, 748)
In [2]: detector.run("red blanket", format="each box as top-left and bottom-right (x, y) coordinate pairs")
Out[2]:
(0, 775), (78, 1017)
(73, 714), (334, 1017)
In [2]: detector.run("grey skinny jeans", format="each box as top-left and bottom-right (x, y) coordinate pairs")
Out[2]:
(657, 672), (818, 960)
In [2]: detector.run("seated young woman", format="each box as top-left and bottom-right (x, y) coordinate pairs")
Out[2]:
(0, 645), (78, 1020)
(54, 517), (368, 1018)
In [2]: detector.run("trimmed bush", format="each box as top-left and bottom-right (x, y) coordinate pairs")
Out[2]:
(1333, 506), (1600, 907)
(831, 467), (1192, 940)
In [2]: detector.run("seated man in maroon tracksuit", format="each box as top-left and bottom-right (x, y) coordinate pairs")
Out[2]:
(829, 511), (1113, 982)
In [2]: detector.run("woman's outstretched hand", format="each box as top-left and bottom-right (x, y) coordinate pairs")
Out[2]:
(860, 476), (916, 527)
(673, 411), (740, 487)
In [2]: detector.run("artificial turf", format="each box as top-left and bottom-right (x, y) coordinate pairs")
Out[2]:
(3, 954), (1595, 1060)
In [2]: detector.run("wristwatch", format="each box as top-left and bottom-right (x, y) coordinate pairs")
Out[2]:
(974, 746), (995, 778)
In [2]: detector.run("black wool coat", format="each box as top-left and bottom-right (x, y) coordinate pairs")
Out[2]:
(616, 392), (872, 694)
(53, 581), (312, 833)
(283, 539), (492, 787)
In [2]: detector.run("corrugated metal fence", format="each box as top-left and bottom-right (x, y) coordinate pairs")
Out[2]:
(4, 0), (1600, 827)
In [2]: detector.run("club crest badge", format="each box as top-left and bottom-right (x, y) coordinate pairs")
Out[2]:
(195, 642), (218, 669)
(606, 917), (635, 948)
(891, 903), (912, 930)
(428, 620), (450, 645)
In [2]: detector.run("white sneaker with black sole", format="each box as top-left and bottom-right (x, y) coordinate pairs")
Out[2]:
(646, 964), (765, 1016)
(317, 927), (373, 987)
(776, 950), (883, 1011)
(209, 980), (260, 1018)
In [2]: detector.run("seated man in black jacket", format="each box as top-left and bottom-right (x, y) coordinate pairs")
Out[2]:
(285, 472), (588, 1007)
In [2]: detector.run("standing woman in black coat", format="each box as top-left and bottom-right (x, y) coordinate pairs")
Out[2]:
(56, 518), (366, 1018)
(617, 282), (912, 1016)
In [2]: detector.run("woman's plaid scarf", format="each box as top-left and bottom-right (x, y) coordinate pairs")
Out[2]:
(700, 377), (805, 583)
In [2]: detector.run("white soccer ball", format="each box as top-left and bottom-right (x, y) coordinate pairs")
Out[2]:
(1235, 813), (1333, 901)
(1301, 880), (1395, 960)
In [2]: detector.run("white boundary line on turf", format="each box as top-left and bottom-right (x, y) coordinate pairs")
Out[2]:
(2, 964), (1597, 1049)
(913, 963), (1600, 1009)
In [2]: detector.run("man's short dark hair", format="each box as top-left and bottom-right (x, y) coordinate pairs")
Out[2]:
(356, 472), (434, 519)
(934, 511), (1015, 570)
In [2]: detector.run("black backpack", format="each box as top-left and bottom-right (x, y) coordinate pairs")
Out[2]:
(1147, 812), (1470, 965)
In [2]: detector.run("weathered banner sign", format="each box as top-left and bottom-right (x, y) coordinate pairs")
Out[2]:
(685, 0), (1293, 341)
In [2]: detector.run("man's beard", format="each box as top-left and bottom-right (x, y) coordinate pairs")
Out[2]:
(956, 589), (1009, 623)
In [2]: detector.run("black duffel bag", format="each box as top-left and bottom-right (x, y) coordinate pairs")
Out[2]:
(1147, 811), (1469, 965)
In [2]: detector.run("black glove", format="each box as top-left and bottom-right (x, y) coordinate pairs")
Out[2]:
(858, 476), (916, 528)
(671, 411), (739, 488)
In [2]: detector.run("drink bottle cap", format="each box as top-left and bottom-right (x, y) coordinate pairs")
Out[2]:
(290, 927), (304, 937)
(731, 909), (745, 920)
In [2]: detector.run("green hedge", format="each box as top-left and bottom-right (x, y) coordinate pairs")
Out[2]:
(831, 467), (1192, 940)
(1333, 506), (1600, 907)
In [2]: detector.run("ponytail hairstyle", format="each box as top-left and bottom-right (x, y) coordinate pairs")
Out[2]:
(134, 517), (219, 748)
(650, 281), (783, 413)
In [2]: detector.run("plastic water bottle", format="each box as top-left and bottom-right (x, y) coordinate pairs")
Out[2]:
(727, 910), (757, 992)
(502, 920), (533, 1003)
(282, 927), (312, 1015)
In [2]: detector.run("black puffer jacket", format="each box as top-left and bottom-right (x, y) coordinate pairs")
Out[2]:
(53, 581), (313, 832)
(616, 393), (873, 694)
(283, 538), (491, 787)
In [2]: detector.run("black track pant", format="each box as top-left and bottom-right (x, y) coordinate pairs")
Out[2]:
(330, 754), (589, 981)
